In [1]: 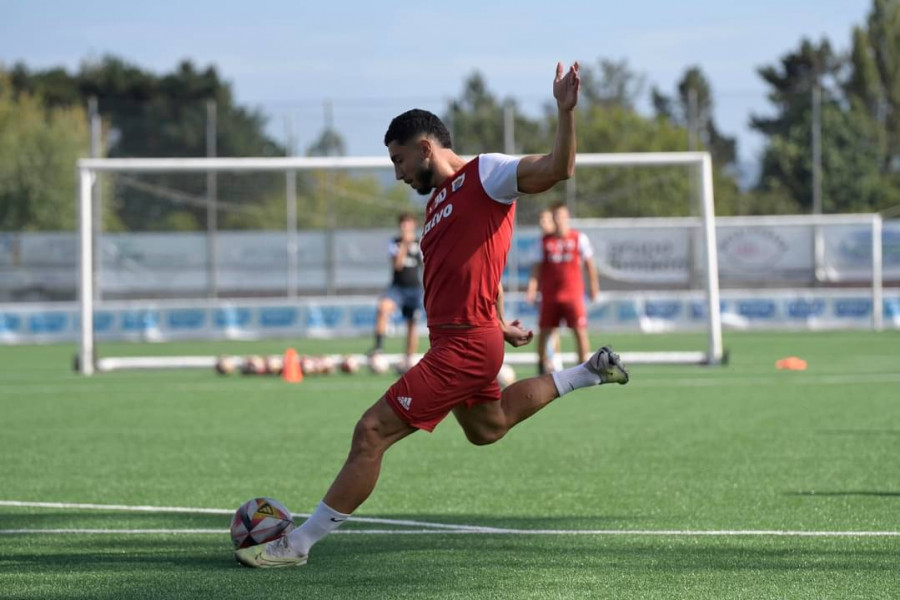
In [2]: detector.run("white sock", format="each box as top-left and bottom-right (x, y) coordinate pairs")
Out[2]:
(287, 501), (350, 556)
(551, 362), (602, 396)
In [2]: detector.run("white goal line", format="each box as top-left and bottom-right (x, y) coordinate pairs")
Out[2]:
(1, 500), (898, 537)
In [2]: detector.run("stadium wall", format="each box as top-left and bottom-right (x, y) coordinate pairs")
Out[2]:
(1, 289), (898, 344)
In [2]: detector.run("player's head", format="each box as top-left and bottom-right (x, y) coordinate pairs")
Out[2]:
(398, 212), (416, 234)
(384, 109), (452, 195)
(538, 208), (555, 235)
(550, 202), (570, 235)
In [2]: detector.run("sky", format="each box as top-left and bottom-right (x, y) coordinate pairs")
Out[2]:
(0, 0), (874, 178)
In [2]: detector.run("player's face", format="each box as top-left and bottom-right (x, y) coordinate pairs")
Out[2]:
(399, 218), (416, 235)
(538, 211), (555, 235)
(552, 207), (569, 233)
(388, 139), (435, 195)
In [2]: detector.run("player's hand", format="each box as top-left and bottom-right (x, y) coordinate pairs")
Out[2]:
(502, 319), (534, 347)
(553, 62), (580, 112)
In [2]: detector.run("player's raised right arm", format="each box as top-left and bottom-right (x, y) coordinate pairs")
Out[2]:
(516, 62), (580, 195)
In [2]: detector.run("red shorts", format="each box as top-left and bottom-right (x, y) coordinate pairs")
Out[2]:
(539, 297), (587, 329)
(385, 326), (504, 432)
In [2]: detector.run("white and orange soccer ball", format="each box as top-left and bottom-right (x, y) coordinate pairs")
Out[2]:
(230, 497), (295, 549)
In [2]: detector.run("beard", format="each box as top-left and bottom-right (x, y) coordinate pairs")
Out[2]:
(413, 164), (435, 195)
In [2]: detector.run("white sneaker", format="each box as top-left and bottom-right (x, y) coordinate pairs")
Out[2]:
(586, 346), (629, 385)
(234, 535), (307, 569)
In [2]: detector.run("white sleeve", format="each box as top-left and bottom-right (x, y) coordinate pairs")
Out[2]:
(387, 240), (399, 258)
(578, 232), (594, 260)
(478, 153), (520, 204)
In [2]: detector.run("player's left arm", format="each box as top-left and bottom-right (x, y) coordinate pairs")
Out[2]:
(584, 258), (600, 301)
(579, 232), (599, 301)
(516, 62), (580, 195)
(496, 286), (533, 347)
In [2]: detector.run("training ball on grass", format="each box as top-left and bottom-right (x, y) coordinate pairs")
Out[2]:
(230, 497), (295, 549)
(496, 364), (516, 389)
(340, 355), (360, 374)
(215, 356), (238, 375)
(241, 355), (267, 375)
(265, 355), (284, 375)
(367, 353), (390, 375)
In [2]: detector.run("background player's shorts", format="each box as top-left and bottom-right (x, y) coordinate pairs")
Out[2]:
(381, 285), (423, 320)
(384, 326), (504, 432)
(539, 297), (587, 329)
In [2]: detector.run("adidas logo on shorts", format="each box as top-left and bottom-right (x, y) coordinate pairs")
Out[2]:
(397, 396), (413, 410)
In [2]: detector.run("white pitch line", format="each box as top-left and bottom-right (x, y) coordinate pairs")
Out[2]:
(0, 500), (500, 532)
(1, 501), (899, 538)
(1, 528), (899, 537)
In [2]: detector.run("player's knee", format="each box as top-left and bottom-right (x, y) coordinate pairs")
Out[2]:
(350, 414), (389, 458)
(464, 424), (507, 446)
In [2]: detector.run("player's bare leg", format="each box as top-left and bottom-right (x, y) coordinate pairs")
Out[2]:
(405, 317), (418, 361)
(536, 327), (556, 374)
(322, 398), (416, 513)
(573, 326), (591, 363)
(236, 398), (415, 568)
(371, 298), (397, 354)
(454, 347), (629, 445)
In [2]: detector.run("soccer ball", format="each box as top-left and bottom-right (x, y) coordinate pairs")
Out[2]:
(241, 355), (267, 375)
(496, 364), (516, 389)
(367, 353), (390, 375)
(319, 355), (337, 374)
(340, 355), (360, 373)
(264, 354), (284, 375)
(230, 497), (295, 549)
(215, 355), (238, 375)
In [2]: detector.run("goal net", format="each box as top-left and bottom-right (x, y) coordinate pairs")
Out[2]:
(75, 152), (724, 374)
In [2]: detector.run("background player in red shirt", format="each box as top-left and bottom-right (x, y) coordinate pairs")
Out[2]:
(526, 202), (600, 373)
(236, 62), (629, 569)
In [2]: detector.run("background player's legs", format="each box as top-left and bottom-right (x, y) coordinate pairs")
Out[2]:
(573, 326), (591, 363)
(371, 297), (397, 353)
(537, 328), (556, 374)
(404, 317), (417, 358)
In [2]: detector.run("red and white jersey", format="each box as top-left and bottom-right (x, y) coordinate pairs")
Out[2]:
(538, 230), (594, 301)
(420, 153), (520, 327)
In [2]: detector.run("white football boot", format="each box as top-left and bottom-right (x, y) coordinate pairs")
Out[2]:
(234, 535), (307, 569)
(585, 346), (630, 385)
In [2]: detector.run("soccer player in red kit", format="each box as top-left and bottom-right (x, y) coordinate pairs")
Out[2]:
(236, 62), (629, 569)
(526, 202), (600, 372)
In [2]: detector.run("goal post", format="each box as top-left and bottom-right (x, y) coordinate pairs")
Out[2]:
(76, 152), (724, 375)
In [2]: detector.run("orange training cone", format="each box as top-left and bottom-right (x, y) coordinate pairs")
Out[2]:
(775, 356), (808, 371)
(282, 348), (304, 383)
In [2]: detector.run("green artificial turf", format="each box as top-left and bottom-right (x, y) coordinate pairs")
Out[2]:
(0, 331), (898, 599)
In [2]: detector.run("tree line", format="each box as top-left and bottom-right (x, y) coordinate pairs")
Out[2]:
(2, 0), (899, 232)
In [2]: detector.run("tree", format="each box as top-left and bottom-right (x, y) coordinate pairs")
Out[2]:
(445, 72), (546, 155)
(752, 36), (894, 213)
(0, 73), (89, 231)
(9, 56), (286, 231)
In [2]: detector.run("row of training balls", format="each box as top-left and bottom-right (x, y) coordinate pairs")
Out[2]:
(214, 354), (518, 388)
(214, 354), (389, 377)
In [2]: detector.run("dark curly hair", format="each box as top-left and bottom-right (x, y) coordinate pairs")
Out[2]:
(384, 109), (452, 149)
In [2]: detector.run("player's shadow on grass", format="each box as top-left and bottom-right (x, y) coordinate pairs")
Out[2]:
(785, 490), (900, 498)
(4, 533), (898, 577)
